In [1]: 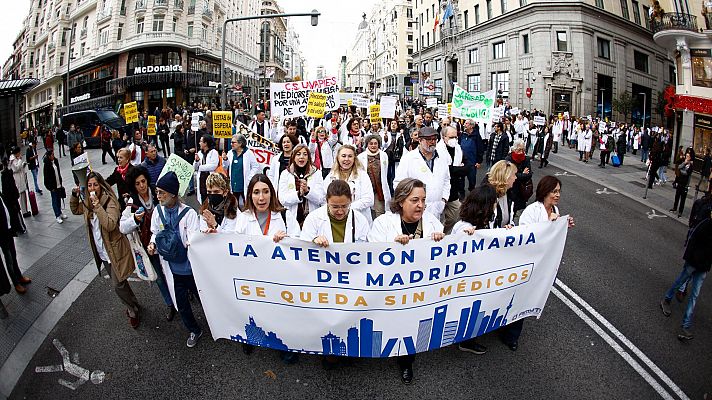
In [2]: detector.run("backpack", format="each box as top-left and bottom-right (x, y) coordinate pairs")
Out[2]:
(155, 205), (192, 263)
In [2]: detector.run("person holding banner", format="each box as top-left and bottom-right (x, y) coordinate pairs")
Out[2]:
(278, 144), (325, 228)
(193, 135), (220, 204)
(325, 145), (374, 224)
(268, 134), (298, 189)
(199, 173), (239, 232)
(358, 135), (390, 219)
(368, 178), (445, 384)
(301, 179), (369, 247)
(225, 134), (260, 210)
(309, 126), (338, 179)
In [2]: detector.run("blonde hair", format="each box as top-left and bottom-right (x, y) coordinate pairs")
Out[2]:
(334, 145), (363, 180)
(487, 160), (517, 197)
(206, 172), (229, 192)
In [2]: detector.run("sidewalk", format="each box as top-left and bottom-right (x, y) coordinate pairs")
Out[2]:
(546, 144), (702, 225)
(0, 145), (116, 398)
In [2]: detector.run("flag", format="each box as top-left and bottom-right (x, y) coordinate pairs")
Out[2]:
(441, 1), (453, 25)
(433, 13), (439, 31)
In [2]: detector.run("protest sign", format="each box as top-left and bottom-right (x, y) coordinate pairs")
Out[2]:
(124, 102), (139, 124)
(212, 111), (233, 139)
(426, 98), (437, 108)
(186, 219), (569, 357)
(270, 77), (340, 118)
(437, 103), (449, 118)
(450, 85), (496, 126)
(510, 107), (520, 116)
(147, 116), (156, 136)
(306, 92), (328, 118)
(347, 99), (352, 108)
(533, 116), (546, 126)
(353, 94), (369, 109)
(72, 153), (88, 166)
(379, 96), (398, 119)
(159, 154), (194, 196)
(191, 113), (200, 132)
(369, 104), (382, 125)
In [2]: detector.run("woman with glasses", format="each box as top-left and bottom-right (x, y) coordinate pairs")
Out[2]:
(358, 135), (391, 219)
(368, 178), (445, 385)
(225, 133), (260, 210)
(309, 126), (338, 179)
(325, 145), (375, 225)
(301, 179), (369, 246)
(278, 144), (325, 229)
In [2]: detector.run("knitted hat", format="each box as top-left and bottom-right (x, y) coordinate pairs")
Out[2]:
(157, 171), (179, 196)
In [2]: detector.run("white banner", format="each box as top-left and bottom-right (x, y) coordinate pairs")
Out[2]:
(450, 85), (496, 126)
(187, 219), (568, 357)
(379, 95), (398, 119)
(270, 77), (340, 118)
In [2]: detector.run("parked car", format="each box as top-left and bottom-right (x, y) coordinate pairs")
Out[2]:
(60, 109), (129, 148)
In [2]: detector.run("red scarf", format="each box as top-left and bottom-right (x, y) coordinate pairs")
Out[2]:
(313, 139), (323, 170)
(116, 163), (130, 180)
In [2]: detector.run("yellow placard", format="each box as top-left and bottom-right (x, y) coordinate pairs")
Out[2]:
(212, 111), (234, 139)
(147, 115), (156, 136)
(347, 99), (352, 108)
(306, 92), (328, 118)
(369, 104), (382, 124)
(448, 103), (452, 115)
(124, 101), (139, 124)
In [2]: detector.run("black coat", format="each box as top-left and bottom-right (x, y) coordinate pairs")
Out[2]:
(0, 195), (13, 295)
(486, 132), (510, 164)
(684, 217), (712, 272)
(106, 164), (136, 209)
(1, 169), (24, 234)
(505, 153), (533, 212)
(616, 134), (627, 155)
(42, 157), (63, 191)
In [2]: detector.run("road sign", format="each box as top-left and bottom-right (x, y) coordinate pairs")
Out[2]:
(526, 88), (533, 98)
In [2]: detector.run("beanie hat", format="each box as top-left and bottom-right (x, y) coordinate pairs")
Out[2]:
(157, 171), (179, 196)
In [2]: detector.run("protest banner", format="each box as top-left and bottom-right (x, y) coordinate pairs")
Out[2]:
(369, 104), (382, 124)
(533, 116), (546, 126)
(124, 102), (139, 124)
(491, 106), (504, 122)
(233, 119), (279, 167)
(191, 113), (200, 132)
(450, 85), (496, 126)
(186, 218), (568, 357)
(270, 77), (340, 118)
(212, 111), (233, 139)
(353, 94), (369, 109)
(437, 104), (449, 118)
(340, 92), (353, 106)
(426, 98), (437, 108)
(379, 96), (398, 119)
(159, 154), (194, 196)
(306, 92), (328, 118)
(147, 116), (156, 136)
(72, 153), (88, 166)
(510, 107), (520, 116)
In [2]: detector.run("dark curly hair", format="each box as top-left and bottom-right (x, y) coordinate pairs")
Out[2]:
(459, 184), (497, 229)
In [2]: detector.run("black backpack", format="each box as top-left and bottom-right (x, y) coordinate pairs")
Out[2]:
(155, 205), (192, 263)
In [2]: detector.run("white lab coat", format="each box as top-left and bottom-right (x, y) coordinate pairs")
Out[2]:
(519, 201), (559, 226)
(367, 211), (444, 242)
(199, 213), (237, 233)
(309, 133), (338, 170)
(225, 148), (261, 194)
(248, 120), (272, 138)
(393, 148), (451, 219)
(233, 209), (301, 238)
(128, 142), (144, 166)
(325, 168), (375, 224)
(8, 155), (27, 193)
(278, 166), (326, 226)
(193, 149), (220, 204)
(451, 219), (496, 234)
(266, 154), (283, 189)
(357, 150), (392, 208)
(299, 205), (369, 243)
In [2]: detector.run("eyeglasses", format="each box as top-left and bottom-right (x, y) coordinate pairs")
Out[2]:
(328, 204), (350, 211)
(551, 189), (562, 195)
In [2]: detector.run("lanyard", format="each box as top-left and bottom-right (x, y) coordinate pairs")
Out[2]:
(262, 212), (272, 236)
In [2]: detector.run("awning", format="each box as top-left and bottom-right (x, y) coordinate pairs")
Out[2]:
(0, 78), (40, 97)
(21, 102), (54, 118)
(188, 86), (219, 95)
(56, 94), (121, 117)
(106, 72), (203, 93)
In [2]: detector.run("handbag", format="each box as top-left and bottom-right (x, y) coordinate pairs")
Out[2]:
(519, 178), (534, 201)
(56, 186), (66, 199)
(611, 153), (621, 167)
(127, 230), (157, 281)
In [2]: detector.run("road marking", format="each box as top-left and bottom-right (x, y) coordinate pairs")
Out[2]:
(555, 171), (577, 177)
(647, 209), (668, 220)
(596, 187), (618, 195)
(34, 339), (107, 391)
(554, 279), (689, 400)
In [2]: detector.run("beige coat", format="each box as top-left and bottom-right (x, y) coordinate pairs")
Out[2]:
(70, 191), (134, 282)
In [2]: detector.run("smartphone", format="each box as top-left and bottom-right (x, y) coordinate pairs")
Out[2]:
(89, 191), (96, 198)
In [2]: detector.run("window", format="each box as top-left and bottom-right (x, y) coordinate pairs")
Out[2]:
(486, 0), (492, 19)
(150, 53), (162, 65)
(474, 5), (480, 24)
(491, 71), (509, 96)
(61, 30), (67, 46)
(59, 52), (64, 66)
(556, 31), (567, 52)
(435, 58), (442, 71)
(493, 41), (506, 59)
(620, 0), (630, 19)
(426, 9), (429, 21)
(519, 0), (527, 6)
(595, 0), (604, 8)
(173, 17), (177, 32)
(632, 0), (641, 24)
(117, 23), (123, 40)
(128, 53), (145, 70)
(597, 37), (610, 59)
(187, 22), (194, 38)
(202, 24), (208, 40)
(134, 91), (144, 101)
(99, 27), (109, 45)
(83, 16), (88, 30)
(426, 32), (430, 46)
(423, 62), (429, 72)
(668, 65), (676, 83)
(80, 42), (85, 56)
(523, 34), (530, 54)
(634, 50), (648, 73)
(153, 15), (164, 31)
(642, 6), (650, 28)
(468, 48), (479, 63)
(136, 18), (144, 34)
(467, 74), (480, 92)
(434, 78), (443, 96)
(464, 10), (469, 28)
(500, 0), (507, 14)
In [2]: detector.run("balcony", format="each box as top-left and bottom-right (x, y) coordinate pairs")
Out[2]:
(651, 13), (698, 33)
(154, 0), (169, 9)
(202, 8), (213, 21)
(96, 7), (112, 23)
(72, 0), (97, 18)
(47, 42), (56, 53)
(135, 1), (147, 12)
(173, 0), (184, 12)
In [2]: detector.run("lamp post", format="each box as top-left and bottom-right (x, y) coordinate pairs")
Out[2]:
(639, 92), (647, 130)
(220, 10), (320, 110)
(65, 21), (75, 108)
(411, 17), (422, 100)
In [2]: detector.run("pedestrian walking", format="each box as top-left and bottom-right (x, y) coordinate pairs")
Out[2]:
(696, 147), (711, 193)
(25, 140), (43, 195)
(42, 150), (67, 224)
(671, 151), (694, 217)
(8, 147), (30, 217)
(157, 118), (171, 157)
(0, 192), (31, 294)
(100, 127), (117, 165)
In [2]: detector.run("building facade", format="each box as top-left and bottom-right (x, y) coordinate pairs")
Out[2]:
(258, 0), (287, 99)
(19, 0), (262, 130)
(413, 0), (674, 127)
(284, 28), (305, 80)
(652, 0), (712, 160)
(3, 30), (27, 81)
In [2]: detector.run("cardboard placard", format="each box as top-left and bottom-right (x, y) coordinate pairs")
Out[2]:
(147, 116), (156, 136)
(212, 111), (234, 139)
(124, 102), (139, 124)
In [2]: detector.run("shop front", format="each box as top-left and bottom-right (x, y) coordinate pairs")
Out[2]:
(57, 57), (119, 117)
(693, 113), (712, 160)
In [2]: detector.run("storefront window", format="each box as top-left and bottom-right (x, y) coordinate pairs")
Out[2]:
(150, 53), (163, 65)
(166, 88), (175, 97)
(134, 91), (144, 101)
(693, 114), (712, 157)
(167, 51), (180, 65)
(149, 90), (162, 100)
(691, 49), (712, 88)
(128, 54), (145, 70)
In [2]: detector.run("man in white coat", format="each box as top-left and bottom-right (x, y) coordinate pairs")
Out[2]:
(248, 110), (272, 139)
(393, 127), (450, 219)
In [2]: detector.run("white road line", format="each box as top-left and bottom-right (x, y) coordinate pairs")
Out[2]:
(554, 279), (690, 400)
(550, 287), (675, 400)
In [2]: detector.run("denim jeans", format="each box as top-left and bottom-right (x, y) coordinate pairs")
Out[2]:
(173, 273), (201, 334)
(30, 168), (40, 192)
(657, 166), (667, 183)
(150, 254), (173, 307)
(665, 262), (708, 329)
(50, 190), (62, 218)
(641, 148), (649, 163)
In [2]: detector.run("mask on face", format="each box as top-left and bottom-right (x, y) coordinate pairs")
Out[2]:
(511, 152), (526, 163)
(208, 193), (224, 208)
(447, 138), (458, 148)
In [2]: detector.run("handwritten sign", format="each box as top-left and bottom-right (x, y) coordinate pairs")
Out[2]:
(379, 95), (398, 119)
(533, 116), (546, 126)
(306, 92), (328, 118)
(124, 102), (139, 124)
(437, 104), (449, 118)
(191, 113), (200, 132)
(353, 94), (369, 109)
(270, 77), (340, 118)
(369, 104), (382, 125)
(426, 98), (437, 108)
(159, 154), (194, 197)
(212, 111), (233, 139)
(147, 116), (156, 136)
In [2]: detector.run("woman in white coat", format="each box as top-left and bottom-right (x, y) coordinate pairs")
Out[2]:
(234, 173), (300, 239)
(267, 134), (298, 189)
(193, 134), (219, 204)
(8, 147), (29, 216)
(367, 178), (444, 385)
(358, 135), (391, 219)
(278, 144), (325, 228)
(300, 179), (369, 246)
(325, 145), (375, 224)
(577, 124), (592, 163)
(198, 173), (239, 233)
(309, 126), (338, 179)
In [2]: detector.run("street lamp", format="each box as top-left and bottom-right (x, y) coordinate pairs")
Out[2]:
(220, 9), (321, 110)
(638, 92), (647, 130)
(526, 71), (535, 111)
(65, 21), (75, 108)
(411, 17), (422, 100)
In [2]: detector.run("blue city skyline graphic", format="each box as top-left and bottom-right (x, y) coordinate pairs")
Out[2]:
(230, 295), (514, 357)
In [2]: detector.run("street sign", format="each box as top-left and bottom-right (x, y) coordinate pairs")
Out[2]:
(526, 88), (533, 98)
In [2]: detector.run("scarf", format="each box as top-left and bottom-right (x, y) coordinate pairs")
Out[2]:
(291, 165), (313, 226)
(313, 140), (323, 170)
(367, 153), (384, 201)
(365, 148), (380, 157)
(116, 163), (130, 180)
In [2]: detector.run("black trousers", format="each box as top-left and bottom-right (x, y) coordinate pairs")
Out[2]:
(0, 237), (22, 285)
(673, 186), (688, 215)
(159, 136), (171, 157)
(102, 145), (117, 164)
(397, 354), (415, 368)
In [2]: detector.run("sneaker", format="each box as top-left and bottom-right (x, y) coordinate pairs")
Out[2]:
(61, 214), (68, 219)
(56, 217), (64, 224)
(187, 331), (203, 348)
(660, 299), (671, 316)
(677, 328), (693, 341)
(458, 341), (488, 355)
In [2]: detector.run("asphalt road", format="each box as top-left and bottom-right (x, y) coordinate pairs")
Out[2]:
(8, 165), (711, 400)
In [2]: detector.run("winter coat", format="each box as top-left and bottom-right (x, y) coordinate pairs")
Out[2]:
(42, 156), (62, 191)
